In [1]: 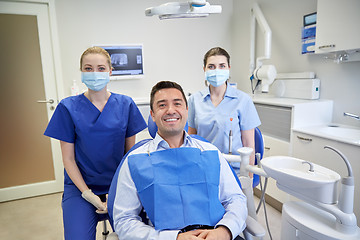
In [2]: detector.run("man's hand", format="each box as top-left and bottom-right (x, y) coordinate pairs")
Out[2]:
(177, 229), (205, 240)
(197, 226), (232, 240)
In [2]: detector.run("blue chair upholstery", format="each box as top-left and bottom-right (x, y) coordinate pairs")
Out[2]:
(253, 127), (264, 188)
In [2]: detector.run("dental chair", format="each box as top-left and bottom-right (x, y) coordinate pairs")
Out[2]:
(106, 116), (265, 239)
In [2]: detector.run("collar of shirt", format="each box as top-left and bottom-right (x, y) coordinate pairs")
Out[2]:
(200, 82), (238, 101)
(150, 131), (194, 151)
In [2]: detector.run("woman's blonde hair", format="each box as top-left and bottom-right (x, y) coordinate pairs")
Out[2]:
(80, 46), (112, 70)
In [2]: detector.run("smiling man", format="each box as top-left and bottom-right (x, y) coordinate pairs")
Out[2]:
(111, 81), (247, 240)
(149, 82), (188, 147)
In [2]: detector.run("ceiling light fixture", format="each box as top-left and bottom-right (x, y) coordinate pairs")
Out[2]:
(145, 1), (222, 20)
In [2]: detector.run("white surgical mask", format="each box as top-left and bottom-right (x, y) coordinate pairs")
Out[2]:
(81, 72), (110, 91)
(205, 69), (229, 87)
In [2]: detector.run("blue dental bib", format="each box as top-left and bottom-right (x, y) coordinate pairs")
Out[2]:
(128, 147), (225, 230)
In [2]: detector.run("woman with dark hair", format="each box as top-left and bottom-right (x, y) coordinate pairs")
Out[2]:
(188, 47), (261, 174)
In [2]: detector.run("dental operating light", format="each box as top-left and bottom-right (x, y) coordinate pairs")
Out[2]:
(145, 1), (222, 20)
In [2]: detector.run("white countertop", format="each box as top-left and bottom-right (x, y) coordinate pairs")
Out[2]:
(293, 124), (360, 147)
(251, 95), (360, 147)
(252, 94), (332, 107)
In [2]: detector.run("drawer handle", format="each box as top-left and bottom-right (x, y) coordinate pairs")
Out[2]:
(264, 146), (270, 150)
(318, 44), (335, 49)
(297, 135), (312, 142)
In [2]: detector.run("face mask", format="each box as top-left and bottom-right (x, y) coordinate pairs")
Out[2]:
(205, 69), (229, 87)
(81, 72), (110, 91)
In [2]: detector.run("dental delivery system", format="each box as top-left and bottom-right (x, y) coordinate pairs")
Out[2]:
(225, 145), (360, 239)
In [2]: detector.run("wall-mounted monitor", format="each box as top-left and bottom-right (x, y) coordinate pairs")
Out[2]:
(303, 12), (317, 27)
(96, 44), (144, 80)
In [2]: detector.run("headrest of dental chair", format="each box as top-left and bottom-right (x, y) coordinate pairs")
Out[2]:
(147, 114), (188, 138)
(147, 115), (158, 138)
(254, 127), (264, 161)
(253, 127), (264, 188)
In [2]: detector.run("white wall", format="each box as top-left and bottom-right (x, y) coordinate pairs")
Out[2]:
(231, 0), (360, 127)
(54, 0), (360, 127)
(54, 0), (233, 100)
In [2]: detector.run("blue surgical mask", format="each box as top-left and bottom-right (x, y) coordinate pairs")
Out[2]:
(81, 72), (110, 91)
(205, 69), (229, 87)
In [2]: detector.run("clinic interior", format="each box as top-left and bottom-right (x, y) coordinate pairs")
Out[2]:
(1, 0), (360, 239)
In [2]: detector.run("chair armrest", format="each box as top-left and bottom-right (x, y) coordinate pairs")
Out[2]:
(246, 165), (268, 177)
(107, 232), (119, 240)
(244, 216), (266, 237)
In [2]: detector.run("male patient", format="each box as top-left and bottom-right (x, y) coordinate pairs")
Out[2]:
(111, 81), (247, 240)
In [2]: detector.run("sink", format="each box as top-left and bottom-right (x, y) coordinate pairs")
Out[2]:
(293, 124), (360, 146)
(315, 124), (360, 145)
(261, 156), (341, 204)
(319, 125), (360, 142)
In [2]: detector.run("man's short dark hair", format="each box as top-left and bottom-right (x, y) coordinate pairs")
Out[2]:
(150, 81), (188, 111)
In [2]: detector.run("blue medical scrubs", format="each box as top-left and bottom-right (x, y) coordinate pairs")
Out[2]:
(188, 84), (261, 170)
(44, 92), (147, 240)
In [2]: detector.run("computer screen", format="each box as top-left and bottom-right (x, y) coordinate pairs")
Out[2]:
(98, 45), (144, 80)
(303, 12), (317, 26)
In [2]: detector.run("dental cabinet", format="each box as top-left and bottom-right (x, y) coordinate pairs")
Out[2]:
(315, 0), (360, 54)
(292, 129), (360, 225)
(253, 96), (333, 207)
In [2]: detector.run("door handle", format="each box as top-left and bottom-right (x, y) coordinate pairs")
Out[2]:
(37, 99), (54, 104)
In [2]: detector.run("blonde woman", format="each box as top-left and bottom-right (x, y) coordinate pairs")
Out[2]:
(44, 46), (147, 239)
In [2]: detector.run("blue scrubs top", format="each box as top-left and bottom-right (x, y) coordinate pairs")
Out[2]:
(44, 93), (147, 194)
(188, 84), (261, 156)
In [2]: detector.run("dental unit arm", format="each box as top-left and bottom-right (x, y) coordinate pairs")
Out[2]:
(145, 0), (222, 20)
(223, 148), (267, 238)
(224, 148), (268, 216)
(281, 146), (357, 234)
(226, 144), (359, 237)
(249, 3), (277, 93)
(260, 145), (358, 237)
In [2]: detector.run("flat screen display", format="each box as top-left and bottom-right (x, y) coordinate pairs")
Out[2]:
(303, 12), (317, 26)
(98, 45), (144, 80)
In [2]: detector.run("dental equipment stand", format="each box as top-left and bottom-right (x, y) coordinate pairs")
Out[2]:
(281, 146), (360, 240)
(224, 148), (268, 239)
(259, 146), (360, 240)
